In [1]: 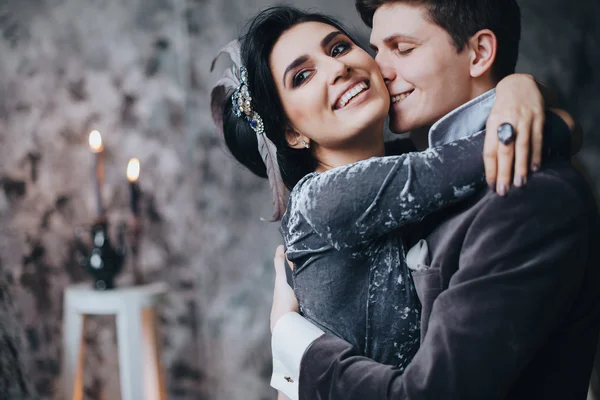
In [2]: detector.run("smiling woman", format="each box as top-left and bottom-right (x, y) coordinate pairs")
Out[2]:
(268, 21), (390, 169)
(218, 7), (390, 192)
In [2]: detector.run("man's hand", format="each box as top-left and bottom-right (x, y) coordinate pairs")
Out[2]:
(270, 245), (299, 333)
(485, 73), (545, 196)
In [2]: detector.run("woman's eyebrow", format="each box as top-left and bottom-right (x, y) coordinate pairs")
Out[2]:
(283, 55), (309, 87)
(282, 31), (345, 87)
(320, 31), (344, 49)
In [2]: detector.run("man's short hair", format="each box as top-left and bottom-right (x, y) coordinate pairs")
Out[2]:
(356, 0), (521, 81)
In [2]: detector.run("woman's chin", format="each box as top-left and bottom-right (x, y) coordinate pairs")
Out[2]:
(347, 105), (387, 136)
(357, 99), (388, 127)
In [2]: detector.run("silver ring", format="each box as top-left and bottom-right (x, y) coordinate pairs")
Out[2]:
(497, 123), (516, 145)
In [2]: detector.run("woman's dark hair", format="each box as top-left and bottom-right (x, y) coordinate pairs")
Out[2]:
(222, 6), (358, 190)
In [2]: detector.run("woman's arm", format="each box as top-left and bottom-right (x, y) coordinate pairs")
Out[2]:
(292, 132), (487, 251)
(292, 110), (572, 251)
(485, 74), (545, 193)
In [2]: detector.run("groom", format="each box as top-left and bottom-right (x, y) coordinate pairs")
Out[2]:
(270, 0), (600, 399)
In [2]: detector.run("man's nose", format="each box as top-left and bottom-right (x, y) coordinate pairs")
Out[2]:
(375, 53), (397, 84)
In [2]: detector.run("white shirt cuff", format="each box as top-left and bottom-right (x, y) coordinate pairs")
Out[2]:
(270, 312), (325, 400)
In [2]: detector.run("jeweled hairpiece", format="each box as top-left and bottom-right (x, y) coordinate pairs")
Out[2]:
(210, 44), (286, 222)
(232, 66), (264, 134)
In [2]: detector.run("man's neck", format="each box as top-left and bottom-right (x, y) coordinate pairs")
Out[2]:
(409, 83), (496, 150)
(428, 88), (497, 148)
(409, 127), (431, 151)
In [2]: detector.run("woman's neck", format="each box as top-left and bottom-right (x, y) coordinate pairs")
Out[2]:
(314, 135), (385, 173)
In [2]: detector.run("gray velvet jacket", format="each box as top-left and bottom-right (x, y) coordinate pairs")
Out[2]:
(281, 93), (500, 368)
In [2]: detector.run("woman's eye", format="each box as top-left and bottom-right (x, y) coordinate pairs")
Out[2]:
(397, 47), (414, 56)
(331, 42), (351, 57)
(292, 70), (312, 87)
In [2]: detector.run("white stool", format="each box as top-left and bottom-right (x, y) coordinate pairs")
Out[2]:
(62, 282), (168, 400)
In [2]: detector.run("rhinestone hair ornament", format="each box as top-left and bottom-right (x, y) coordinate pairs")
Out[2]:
(232, 67), (265, 134)
(210, 40), (287, 222)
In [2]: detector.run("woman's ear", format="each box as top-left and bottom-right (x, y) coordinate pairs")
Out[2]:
(469, 29), (498, 79)
(286, 128), (310, 149)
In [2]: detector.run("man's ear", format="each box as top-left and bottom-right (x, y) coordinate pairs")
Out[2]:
(468, 29), (497, 79)
(285, 128), (309, 149)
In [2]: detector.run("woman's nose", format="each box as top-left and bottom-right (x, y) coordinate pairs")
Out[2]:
(327, 58), (351, 86)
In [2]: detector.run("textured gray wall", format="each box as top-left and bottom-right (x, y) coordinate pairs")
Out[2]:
(0, 0), (598, 399)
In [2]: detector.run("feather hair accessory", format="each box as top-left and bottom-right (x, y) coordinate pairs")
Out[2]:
(210, 41), (287, 221)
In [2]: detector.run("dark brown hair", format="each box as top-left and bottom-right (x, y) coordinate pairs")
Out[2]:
(222, 6), (359, 189)
(355, 0), (521, 81)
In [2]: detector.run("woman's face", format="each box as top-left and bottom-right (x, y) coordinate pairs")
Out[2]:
(269, 22), (390, 151)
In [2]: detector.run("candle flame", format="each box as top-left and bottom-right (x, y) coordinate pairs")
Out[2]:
(89, 130), (103, 152)
(127, 158), (140, 182)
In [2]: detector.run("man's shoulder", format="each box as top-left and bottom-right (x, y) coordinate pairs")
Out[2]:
(474, 160), (595, 219)
(422, 159), (599, 290)
(541, 110), (573, 157)
(462, 160), (600, 241)
(425, 159), (597, 242)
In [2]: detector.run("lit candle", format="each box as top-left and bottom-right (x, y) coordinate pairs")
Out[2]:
(127, 157), (143, 285)
(88, 130), (105, 217)
(127, 158), (141, 216)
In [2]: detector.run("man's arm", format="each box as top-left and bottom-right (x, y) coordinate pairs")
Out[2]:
(293, 164), (593, 399)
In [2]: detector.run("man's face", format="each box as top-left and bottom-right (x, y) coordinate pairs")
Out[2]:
(370, 3), (475, 134)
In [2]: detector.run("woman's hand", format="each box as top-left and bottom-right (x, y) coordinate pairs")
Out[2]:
(270, 245), (299, 333)
(484, 74), (545, 196)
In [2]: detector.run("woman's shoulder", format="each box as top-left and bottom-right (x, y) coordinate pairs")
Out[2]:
(287, 172), (320, 201)
(281, 172), (319, 227)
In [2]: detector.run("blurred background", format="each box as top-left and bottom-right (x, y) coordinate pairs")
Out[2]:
(0, 0), (598, 399)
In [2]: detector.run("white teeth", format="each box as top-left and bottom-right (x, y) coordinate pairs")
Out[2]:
(391, 90), (413, 104)
(338, 81), (368, 108)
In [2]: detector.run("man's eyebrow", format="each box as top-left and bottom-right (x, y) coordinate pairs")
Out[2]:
(283, 55), (309, 88)
(369, 33), (421, 53)
(378, 33), (422, 50)
(383, 33), (422, 45)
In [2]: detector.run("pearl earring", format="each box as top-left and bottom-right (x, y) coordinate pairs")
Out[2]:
(301, 139), (310, 149)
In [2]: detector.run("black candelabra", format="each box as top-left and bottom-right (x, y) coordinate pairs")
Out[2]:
(76, 217), (126, 290)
